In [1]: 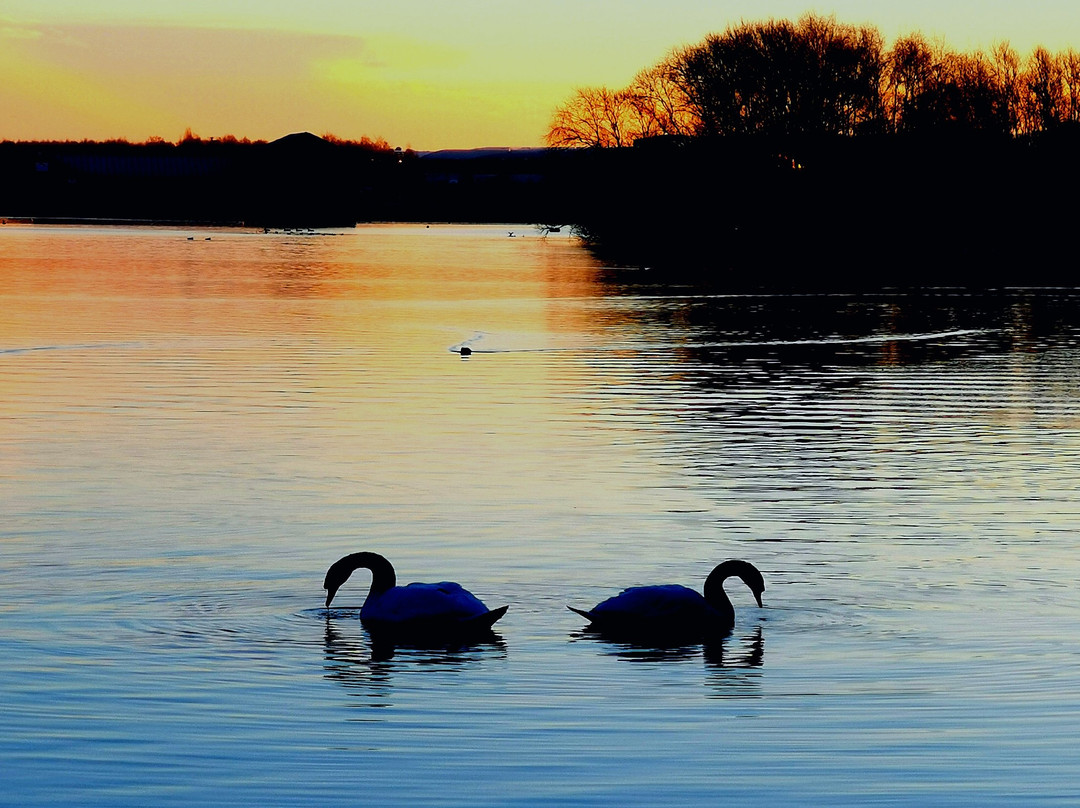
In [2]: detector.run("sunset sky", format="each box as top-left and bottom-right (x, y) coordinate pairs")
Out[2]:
(3, 1), (1078, 150)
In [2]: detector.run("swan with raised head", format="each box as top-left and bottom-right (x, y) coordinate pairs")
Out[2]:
(569, 559), (764, 639)
(323, 551), (508, 634)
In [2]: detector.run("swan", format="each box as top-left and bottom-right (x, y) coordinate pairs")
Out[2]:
(323, 551), (508, 634)
(569, 559), (764, 639)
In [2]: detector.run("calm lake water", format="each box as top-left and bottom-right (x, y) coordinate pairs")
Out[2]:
(1, 223), (1078, 806)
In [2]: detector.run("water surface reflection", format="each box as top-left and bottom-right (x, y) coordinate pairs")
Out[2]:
(3, 224), (1080, 807)
(322, 616), (508, 706)
(575, 620), (762, 658)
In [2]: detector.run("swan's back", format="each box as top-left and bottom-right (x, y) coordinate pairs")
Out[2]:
(592, 585), (709, 620)
(361, 581), (491, 623)
(573, 583), (733, 639)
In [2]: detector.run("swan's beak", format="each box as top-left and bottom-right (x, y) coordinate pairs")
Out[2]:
(324, 586), (338, 608)
(754, 592), (763, 608)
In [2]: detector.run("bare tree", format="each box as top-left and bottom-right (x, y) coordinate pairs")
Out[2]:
(546, 87), (637, 148)
(671, 14), (886, 137)
(625, 59), (700, 138)
(1021, 47), (1066, 132)
(991, 42), (1022, 133)
(883, 36), (1015, 133)
(546, 17), (1080, 145)
(883, 35), (935, 131)
(1063, 49), (1080, 124)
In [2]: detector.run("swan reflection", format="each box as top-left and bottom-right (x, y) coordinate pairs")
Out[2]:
(322, 615), (507, 705)
(704, 626), (764, 698)
(572, 624), (764, 695)
(323, 618), (394, 706)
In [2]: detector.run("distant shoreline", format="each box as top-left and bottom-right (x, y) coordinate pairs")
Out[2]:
(1, 216), (248, 227)
(4, 130), (1079, 289)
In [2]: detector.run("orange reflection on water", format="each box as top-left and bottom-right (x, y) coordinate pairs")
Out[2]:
(0, 224), (650, 543)
(0, 223), (604, 339)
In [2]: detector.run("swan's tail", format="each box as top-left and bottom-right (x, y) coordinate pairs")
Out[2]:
(464, 605), (508, 630)
(567, 606), (594, 621)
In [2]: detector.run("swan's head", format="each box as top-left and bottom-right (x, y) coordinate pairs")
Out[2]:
(323, 563), (350, 608)
(323, 582), (340, 608)
(742, 564), (766, 608)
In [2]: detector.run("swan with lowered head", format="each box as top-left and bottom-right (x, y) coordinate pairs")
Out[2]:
(323, 551), (508, 634)
(569, 559), (764, 639)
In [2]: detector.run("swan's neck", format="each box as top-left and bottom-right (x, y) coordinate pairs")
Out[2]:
(324, 551), (399, 609)
(702, 570), (735, 614)
(703, 559), (764, 612)
(337, 551), (397, 596)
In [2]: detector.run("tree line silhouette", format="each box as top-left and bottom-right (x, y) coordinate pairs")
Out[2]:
(542, 15), (1080, 287)
(0, 132), (570, 227)
(547, 15), (1080, 146)
(0, 131), (402, 227)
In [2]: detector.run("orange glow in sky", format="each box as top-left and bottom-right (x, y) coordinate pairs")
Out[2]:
(3, 1), (1079, 149)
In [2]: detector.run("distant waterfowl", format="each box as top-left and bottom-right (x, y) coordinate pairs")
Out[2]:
(569, 559), (764, 639)
(323, 551), (507, 634)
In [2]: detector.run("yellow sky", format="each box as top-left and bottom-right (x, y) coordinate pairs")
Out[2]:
(2, 1), (1078, 149)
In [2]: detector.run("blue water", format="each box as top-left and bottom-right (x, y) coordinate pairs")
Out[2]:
(1, 223), (1078, 806)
